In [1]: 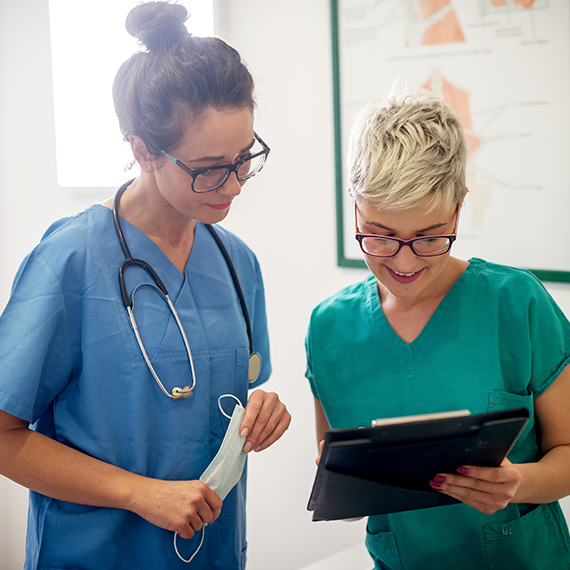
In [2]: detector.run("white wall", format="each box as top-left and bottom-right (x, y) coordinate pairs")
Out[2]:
(1, 2), (570, 570)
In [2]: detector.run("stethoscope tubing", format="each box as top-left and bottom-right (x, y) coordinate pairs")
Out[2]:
(112, 181), (259, 398)
(204, 224), (254, 356)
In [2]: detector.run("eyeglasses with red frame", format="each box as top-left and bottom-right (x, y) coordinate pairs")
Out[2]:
(354, 203), (459, 258)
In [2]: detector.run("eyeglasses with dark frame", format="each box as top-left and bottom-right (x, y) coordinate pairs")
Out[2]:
(354, 203), (459, 258)
(161, 132), (270, 193)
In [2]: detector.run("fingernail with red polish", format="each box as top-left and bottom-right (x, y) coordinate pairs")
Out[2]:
(457, 467), (469, 475)
(430, 476), (446, 488)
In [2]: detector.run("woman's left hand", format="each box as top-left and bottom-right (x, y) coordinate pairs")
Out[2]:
(240, 390), (291, 453)
(429, 458), (522, 515)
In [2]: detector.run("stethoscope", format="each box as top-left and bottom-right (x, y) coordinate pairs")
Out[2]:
(112, 181), (262, 400)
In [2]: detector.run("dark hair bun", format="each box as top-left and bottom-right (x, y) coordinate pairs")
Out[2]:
(126, 1), (189, 51)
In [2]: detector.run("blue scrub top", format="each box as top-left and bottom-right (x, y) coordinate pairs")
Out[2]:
(0, 204), (271, 570)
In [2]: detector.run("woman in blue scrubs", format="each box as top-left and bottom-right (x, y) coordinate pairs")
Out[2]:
(306, 90), (570, 569)
(0, 2), (290, 569)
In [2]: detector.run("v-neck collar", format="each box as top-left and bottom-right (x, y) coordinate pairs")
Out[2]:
(102, 205), (211, 303)
(361, 258), (485, 374)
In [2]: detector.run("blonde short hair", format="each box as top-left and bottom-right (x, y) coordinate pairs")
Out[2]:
(347, 89), (467, 212)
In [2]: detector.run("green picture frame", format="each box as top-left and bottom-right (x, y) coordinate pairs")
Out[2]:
(330, 0), (570, 284)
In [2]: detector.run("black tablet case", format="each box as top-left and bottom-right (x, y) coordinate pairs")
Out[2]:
(307, 407), (530, 522)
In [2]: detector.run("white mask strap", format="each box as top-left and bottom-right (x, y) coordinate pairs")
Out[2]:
(218, 394), (244, 419)
(174, 525), (206, 564)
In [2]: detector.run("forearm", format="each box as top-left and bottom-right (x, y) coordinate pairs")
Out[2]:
(0, 423), (143, 511)
(0, 412), (223, 537)
(514, 444), (570, 505)
(314, 397), (330, 446)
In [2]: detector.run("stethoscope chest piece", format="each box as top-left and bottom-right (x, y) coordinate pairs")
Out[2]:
(248, 353), (262, 383)
(172, 385), (192, 399)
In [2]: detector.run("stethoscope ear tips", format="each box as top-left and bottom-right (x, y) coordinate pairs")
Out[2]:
(248, 353), (262, 383)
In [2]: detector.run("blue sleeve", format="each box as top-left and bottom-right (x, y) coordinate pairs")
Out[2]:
(0, 251), (75, 423)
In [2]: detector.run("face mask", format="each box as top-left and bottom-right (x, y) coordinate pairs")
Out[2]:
(175, 394), (247, 563)
(199, 394), (247, 500)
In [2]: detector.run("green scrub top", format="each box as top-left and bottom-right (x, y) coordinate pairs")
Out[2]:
(306, 258), (570, 570)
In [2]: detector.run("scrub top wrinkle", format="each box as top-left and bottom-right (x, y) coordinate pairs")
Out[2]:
(185, 223), (254, 359)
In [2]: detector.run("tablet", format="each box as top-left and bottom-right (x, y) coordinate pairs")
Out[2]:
(307, 407), (529, 522)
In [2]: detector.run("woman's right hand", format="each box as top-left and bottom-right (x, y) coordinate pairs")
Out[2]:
(0, 410), (222, 540)
(129, 478), (223, 539)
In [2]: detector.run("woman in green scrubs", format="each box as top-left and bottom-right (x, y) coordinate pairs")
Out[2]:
(305, 90), (570, 570)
